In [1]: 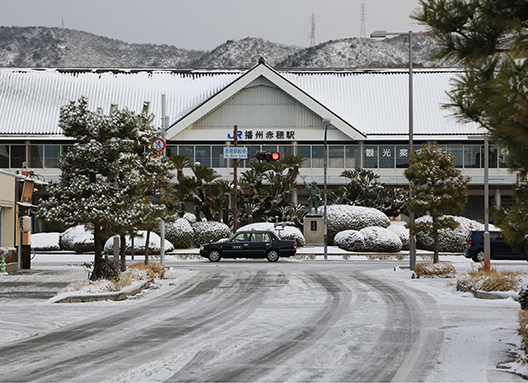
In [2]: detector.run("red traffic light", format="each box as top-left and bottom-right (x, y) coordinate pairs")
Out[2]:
(256, 151), (280, 162)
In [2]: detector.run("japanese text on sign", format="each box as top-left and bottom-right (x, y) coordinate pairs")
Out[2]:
(223, 147), (248, 159)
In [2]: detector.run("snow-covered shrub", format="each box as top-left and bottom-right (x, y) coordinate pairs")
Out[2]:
(103, 231), (174, 255)
(31, 232), (61, 251)
(415, 215), (483, 252)
(237, 222), (306, 246)
(192, 221), (232, 247)
(334, 230), (365, 252)
(278, 226), (306, 247)
(414, 262), (456, 278)
(165, 218), (194, 249)
(387, 222), (410, 250)
(0, 247), (17, 264)
(60, 225), (94, 253)
(360, 226), (402, 252)
(183, 212), (197, 225)
(318, 205), (390, 243)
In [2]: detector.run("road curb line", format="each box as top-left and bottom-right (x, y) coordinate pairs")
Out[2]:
(53, 279), (154, 303)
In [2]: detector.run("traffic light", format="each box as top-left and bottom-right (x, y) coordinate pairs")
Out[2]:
(256, 151), (280, 162)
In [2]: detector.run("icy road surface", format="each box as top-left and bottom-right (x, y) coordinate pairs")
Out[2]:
(0, 258), (525, 382)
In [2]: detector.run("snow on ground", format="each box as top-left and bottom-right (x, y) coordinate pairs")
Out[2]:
(2, 249), (528, 380)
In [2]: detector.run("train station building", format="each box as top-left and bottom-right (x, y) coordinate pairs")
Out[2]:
(0, 59), (515, 231)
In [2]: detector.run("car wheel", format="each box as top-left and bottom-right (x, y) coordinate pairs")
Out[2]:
(473, 250), (485, 263)
(208, 250), (221, 262)
(266, 250), (280, 262)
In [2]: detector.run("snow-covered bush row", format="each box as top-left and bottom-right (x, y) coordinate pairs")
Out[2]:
(60, 225), (94, 253)
(237, 222), (306, 247)
(154, 217), (194, 249)
(192, 221), (232, 247)
(334, 230), (365, 251)
(334, 226), (402, 252)
(415, 215), (483, 252)
(318, 205), (390, 243)
(387, 222), (410, 250)
(103, 231), (174, 255)
(361, 226), (402, 252)
(183, 212), (197, 225)
(31, 232), (61, 251)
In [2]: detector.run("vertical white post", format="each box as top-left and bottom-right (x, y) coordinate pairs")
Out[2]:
(408, 31), (416, 271)
(160, 94), (167, 266)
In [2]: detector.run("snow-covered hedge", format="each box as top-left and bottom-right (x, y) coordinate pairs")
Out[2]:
(31, 232), (61, 251)
(387, 222), (410, 250)
(183, 212), (197, 225)
(360, 226), (402, 252)
(334, 230), (365, 251)
(334, 227), (402, 252)
(415, 215), (483, 252)
(318, 205), (390, 243)
(237, 222), (306, 247)
(192, 221), (232, 247)
(103, 231), (174, 255)
(60, 225), (94, 253)
(165, 218), (194, 249)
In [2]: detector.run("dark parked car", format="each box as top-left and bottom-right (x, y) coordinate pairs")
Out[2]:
(465, 230), (527, 262)
(199, 230), (297, 262)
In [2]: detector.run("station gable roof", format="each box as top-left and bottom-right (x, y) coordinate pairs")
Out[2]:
(0, 62), (483, 140)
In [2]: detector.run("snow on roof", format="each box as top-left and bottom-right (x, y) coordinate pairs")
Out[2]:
(0, 66), (481, 139)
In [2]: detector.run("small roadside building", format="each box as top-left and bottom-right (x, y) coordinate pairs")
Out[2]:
(0, 170), (16, 247)
(0, 60), (514, 227)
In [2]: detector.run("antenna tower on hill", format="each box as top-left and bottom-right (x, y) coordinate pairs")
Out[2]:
(310, 13), (316, 47)
(360, 3), (366, 38)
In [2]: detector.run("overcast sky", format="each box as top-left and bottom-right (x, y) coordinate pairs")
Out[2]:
(1, 0), (428, 51)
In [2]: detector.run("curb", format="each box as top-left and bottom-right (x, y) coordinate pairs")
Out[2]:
(53, 279), (154, 303)
(456, 285), (519, 301)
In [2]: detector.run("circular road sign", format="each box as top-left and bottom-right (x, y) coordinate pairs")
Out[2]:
(152, 138), (166, 153)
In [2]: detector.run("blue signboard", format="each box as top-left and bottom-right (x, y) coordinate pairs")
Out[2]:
(223, 147), (248, 159)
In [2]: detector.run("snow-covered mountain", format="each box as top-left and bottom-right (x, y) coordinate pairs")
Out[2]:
(0, 26), (455, 68)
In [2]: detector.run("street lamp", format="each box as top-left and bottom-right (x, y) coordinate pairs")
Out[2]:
(371, 30), (417, 270)
(322, 117), (331, 261)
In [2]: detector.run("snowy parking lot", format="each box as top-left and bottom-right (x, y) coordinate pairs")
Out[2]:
(0, 252), (527, 382)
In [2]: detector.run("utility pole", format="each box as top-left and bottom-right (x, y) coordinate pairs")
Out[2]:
(310, 14), (316, 47)
(233, 125), (239, 232)
(360, 4), (366, 39)
(160, 94), (168, 266)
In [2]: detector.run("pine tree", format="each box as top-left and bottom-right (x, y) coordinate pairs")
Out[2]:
(37, 97), (173, 279)
(404, 143), (469, 263)
(412, 0), (528, 247)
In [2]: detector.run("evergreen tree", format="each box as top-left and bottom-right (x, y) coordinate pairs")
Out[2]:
(331, 168), (409, 217)
(37, 97), (171, 279)
(404, 143), (469, 263)
(412, 0), (528, 246)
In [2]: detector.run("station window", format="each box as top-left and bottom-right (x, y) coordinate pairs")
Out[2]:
(0, 145), (9, 168)
(345, 145), (361, 168)
(378, 145), (395, 168)
(363, 145), (378, 168)
(311, 145), (324, 168)
(195, 145), (211, 167)
(298, 146), (311, 168)
(10, 145), (26, 168)
(44, 145), (61, 168)
(28, 145), (44, 168)
(396, 145), (410, 168)
(329, 146), (344, 168)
